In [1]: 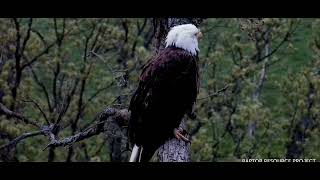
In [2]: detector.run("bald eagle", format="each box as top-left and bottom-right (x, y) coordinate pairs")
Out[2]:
(128, 24), (202, 162)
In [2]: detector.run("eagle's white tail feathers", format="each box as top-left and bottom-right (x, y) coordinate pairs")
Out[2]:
(129, 144), (141, 162)
(138, 146), (143, 162)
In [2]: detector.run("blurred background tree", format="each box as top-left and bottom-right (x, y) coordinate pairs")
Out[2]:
(0, 18), (319, 162)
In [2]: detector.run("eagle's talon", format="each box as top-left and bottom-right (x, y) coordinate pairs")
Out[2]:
(174, 128), (191, 143)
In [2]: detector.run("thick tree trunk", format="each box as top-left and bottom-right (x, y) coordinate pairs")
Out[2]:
(157, 118), (190, 162)
(152, 18), (204, 162)
(104, 108), (130, 162)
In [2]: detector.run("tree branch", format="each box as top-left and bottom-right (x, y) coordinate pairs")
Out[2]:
(21, 18), (33, 54)
(21, 42), (56, 70)
(20, 99), (50, 125)
(28, 65), (52, 113)
(0, 103), (41, 128)
(56, 78), (79, 124)
(197, 84), (230, 100)
(0, 130), (43, 150)
(43, 124), (102, 150)
(31, 29), (47, 47)
(82, 81), (115, 110)
(44, 107), (129, 149)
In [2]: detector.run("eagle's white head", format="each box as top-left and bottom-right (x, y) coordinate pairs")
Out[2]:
(165, 24), (203, 56)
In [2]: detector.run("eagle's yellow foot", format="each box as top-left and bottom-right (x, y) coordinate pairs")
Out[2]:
(174, 128), (190, 143)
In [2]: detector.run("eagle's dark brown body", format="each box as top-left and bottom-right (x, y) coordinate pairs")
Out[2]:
(128, 46), (199, 162)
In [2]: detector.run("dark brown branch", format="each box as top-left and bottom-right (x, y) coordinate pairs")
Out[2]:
(288, 100), (299, 136)
(252, 20), (299, 64)
(58, 74), (66, 101)
(0, 103), (41, 128)
(56, 78), (79, 124)
(89, 51), (114, 75)
(31, 29), (47, 47)
(82, 81), (115, 110)
(0, 130), (43, 150)
(21, 18), (33, 54)
(62, 18), (66, 36)
(53, 18), (59, 41)
(21, 99), (50, 125)
(130, 18), (148, 57)
(254, 32), (289, 63)
(52, 62), (60, 109)
(66, 36), (93, 160)
(21, 22), (78, 73)
(28, 66), (52, 113)
(53, 18), (66, 46)
(121, 19), (129, 43)
(89, 19), (104, 52)
(143, 20), (154, 49)
(21, 42), (56, 70)
(11, 18), (22, 110)
(52, 18), (65, 110)
(197, 85), (230, 100)
(20, 20), (80, 71)
(12, 18), (21, 63)
(71, 27), (97, 129)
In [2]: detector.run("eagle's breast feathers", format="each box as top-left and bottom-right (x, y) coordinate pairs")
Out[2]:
(128, 47), (199, 145)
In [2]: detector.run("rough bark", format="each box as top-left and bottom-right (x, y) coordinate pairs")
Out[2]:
(103, 108), (130, 162)
(0, 103), (130, 162)
(157, 118), (191, 162)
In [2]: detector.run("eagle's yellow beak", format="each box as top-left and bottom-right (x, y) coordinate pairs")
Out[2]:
(196, 31), (203, 39)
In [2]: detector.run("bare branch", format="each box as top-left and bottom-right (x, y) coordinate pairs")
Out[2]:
(254, 32), (289, 63)
(252, 20), (299, 64)
(130, 18), (148, 57)
(21, 42), (56, 70)
(12, 18), (21, 63)
(43, 123), (102, 150)
(57, 74), (66, 100)
(28, 65), (52, 112)
(21, 18), (33, 54)
(197, 85), (230, 100)
(121, 19), (129, 43)
(21, 19), (75, 70)
(89, 51), (114, 74)
(52, 62), (60, 109)
(0, 103), (41, 128)
(82, 81), (115, 110)
(11, 18), (22, 109)
(89, 19), (105, 52)
(0, 130), (43, 150)
(30, 29), (47, 47)
(56, 78), (79, 124)
(20, 99), (50, 125)
(44, 107), (130, 149)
